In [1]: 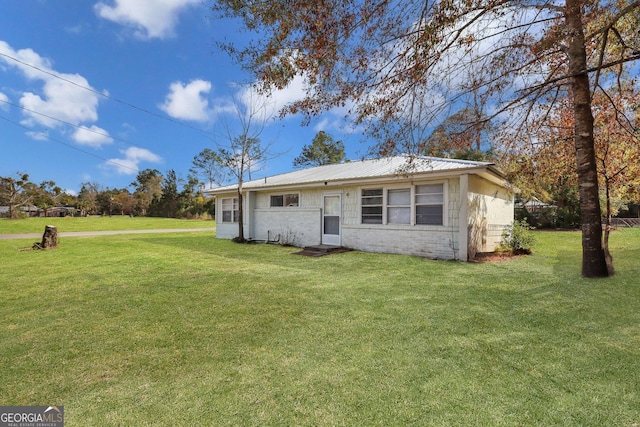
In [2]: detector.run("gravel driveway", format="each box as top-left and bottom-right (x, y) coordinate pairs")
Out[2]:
(0, 228), (214, 240)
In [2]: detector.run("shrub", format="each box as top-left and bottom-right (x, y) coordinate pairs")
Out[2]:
(499, 220), (535, 255)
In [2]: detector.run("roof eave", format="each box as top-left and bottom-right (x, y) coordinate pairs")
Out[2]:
(205, 164), (510, 195)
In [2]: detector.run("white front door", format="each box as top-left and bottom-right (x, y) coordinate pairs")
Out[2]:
(322, 194), (341, 246)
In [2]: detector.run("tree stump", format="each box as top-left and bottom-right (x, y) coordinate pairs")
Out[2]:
(37, 225), (58, 249)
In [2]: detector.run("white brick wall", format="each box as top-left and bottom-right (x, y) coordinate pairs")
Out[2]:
(214, 174), (512, 260)
(216, 221), (240, 239)
(253, 208), (321, 247)
(343, 225), (460, 259)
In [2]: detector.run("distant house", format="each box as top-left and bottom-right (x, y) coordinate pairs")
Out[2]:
(41, 206), (76, 217)
(205, 156), (515, 261)
(0, 206), (76, 218)
(516, 197), (556, 213)
(0, 205), (40, 218)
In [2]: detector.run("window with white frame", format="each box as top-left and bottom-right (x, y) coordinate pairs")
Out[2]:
(221, 197), (239, 223)
(360, 182), (446, 226)
(387, 188), (411, 224)
(270, 193), (299, 207)
(415, 183), (444, 225)
(361, 189), (383, 224)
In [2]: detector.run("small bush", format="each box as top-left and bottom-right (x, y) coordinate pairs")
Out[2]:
(499, 220), (535, 255)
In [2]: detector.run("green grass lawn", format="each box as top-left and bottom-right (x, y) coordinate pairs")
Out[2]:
(0, 216), (214, 234)
(1, 226), (639, 426)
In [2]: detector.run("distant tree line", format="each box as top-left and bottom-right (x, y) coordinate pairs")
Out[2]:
(0, 169), (214, 219)
(1, 129), (348, 221)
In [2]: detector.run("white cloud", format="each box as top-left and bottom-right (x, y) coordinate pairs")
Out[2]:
(242, 75), (307, 115)
(238, 75), (367, 135)
(0, 92), (8, 111)
(310, 94), (366, 135)
(65, 24), (85, 35)
(94, 0), (200, 40)
(105, 147), (163, 175)
(0, 40), (106, 135)
(72, 125), (114, 148)
(26, 130), (50, 141)
(314, 114), (363, 135)
(20, 75), (100, 127)
(160, 79), (212, 122)
(0, 40), (52, 80)
(160, 75), (323, 128)
(234, 75), (308, 121)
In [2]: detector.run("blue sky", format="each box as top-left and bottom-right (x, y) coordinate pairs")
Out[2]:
(0, 1), (366, 194)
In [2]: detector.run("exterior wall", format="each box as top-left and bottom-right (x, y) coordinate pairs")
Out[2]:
(342, 225), (460, 259)
(250, 188), (323, 247)
(253, 208), (321, 247)
(215, 189), (325, 246)
(215, 192), (244, 239)
(214, 174), (512, 261)
(216, 221), (240, 239)
(467, 175), (515, 257)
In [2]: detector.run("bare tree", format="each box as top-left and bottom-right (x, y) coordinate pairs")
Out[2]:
(216, 86), (277, 242)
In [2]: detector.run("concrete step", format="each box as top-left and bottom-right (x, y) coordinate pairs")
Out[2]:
(293, 245), (352, 257)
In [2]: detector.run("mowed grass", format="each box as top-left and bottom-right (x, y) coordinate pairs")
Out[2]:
(0, 225), (639, 426)
(0, 216), (214, 234)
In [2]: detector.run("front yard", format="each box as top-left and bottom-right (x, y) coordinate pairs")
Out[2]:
(1, 225), (638, 426)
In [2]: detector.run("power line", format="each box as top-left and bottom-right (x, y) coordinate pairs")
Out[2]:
(0, 51), (216, 142)
(0, 114), (139, 173)
(0, 98), (129, 146)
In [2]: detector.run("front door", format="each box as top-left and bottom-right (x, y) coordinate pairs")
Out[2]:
(322, 194), (341, 246)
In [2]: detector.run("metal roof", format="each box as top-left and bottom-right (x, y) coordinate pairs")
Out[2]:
(205, 155), (505, 194)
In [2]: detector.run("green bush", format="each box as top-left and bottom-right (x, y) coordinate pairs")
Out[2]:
(499, 219), (535, 254)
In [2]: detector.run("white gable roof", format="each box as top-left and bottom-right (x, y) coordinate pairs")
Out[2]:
(206, 155), (506, 194)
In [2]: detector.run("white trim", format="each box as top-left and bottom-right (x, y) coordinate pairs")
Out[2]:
(459, 174), (469, 261)
(220, 197), (239, 223)
(268, 192), (301, 208)
(322, 192), (342, 245)
(358, 180), (448, 227)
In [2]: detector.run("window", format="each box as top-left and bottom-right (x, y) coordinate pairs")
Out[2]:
(361, 189), (383, 224)
(270, 193), (299, 207)
(415, 184), (444, 225)
(388, 188), (410, 224)
(221, 197), (239, 223)
(360, 182), (446, 226)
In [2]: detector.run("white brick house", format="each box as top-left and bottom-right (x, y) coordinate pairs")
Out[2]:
(205, 156), (515, 261)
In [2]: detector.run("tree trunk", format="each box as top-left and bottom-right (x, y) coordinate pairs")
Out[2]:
(603, 178), (615, 275)
(565, 0), (609, 277)
(40, 225), (58, 249)
(236, 187), (245, 242)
